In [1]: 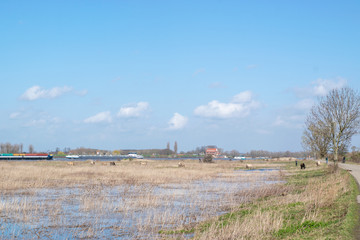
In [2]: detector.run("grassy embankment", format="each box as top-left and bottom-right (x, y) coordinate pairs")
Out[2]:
(163, 161), (360, 239)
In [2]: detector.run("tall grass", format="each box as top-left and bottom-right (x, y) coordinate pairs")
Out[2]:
(187, 162), (359, 240)
(0, 159), (276, 190)
(0, 159), (283, 239)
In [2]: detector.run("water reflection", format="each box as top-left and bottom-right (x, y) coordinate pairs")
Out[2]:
(0, 169), (282, 239)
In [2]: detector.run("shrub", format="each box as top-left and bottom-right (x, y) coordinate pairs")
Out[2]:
(202, 154), (213, 163)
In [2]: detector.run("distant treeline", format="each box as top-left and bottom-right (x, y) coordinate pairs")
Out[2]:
(1, 143), (309, 159)
(183, 146), (308, 158)
(246, 150), (308, 159)
(65, 146), (308, 158)
(67, 147), (174, 156)
(0, 142), (34, 153)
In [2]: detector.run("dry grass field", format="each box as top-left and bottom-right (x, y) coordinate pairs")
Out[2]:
(0, 158), (284, 190)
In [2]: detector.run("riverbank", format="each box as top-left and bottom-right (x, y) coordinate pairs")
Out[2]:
(174, 161), (359, 239)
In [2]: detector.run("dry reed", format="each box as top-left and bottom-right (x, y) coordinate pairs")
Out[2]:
(0, 159), (283, 239)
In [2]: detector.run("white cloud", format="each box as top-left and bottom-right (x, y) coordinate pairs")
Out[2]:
(312, 78), (347, 96)
(25, 117), (60, 127)
(84, 111), (112, 123)
(21, 85), (73, 101)
(9, 112), (21, 119)
(23, 114), (61, 128)
(194, 91), (260, 119)
(232, 91), (253, 103)
(168, 113), (188, 130)
(117, 102), (149, 118)
(294, 78), (347, 98)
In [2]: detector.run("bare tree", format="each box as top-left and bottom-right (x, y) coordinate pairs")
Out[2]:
(174, 141), (178, 154)
(302, 116), (331, 159)
(352, 146), (357, 153)
(0, 142), (23, 153)
(165, 142), (171, 155)
(229, 150), (240, 158)
(303, 87), (360, 164)
(29, 144), (34, 153)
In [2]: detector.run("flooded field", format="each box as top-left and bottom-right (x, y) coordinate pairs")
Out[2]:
(0, 160), (284, 239)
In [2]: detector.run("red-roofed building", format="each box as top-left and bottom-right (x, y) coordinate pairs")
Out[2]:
(206, 148), (219, 157)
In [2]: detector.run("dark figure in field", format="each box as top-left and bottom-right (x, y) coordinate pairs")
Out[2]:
(326, 157), (328, 164)
(110, 162), (116, 166)
(342, 156), (346, 163)
(295, 160), (298, 166)
(300, 163), (306, 169)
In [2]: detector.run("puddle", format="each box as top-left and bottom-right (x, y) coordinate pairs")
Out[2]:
(236, 168), (279, 172)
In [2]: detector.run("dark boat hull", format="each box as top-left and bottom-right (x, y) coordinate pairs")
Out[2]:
(0, 154), (53, 160)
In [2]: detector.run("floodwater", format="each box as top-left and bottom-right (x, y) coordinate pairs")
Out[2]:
(0, 169), (283, 239)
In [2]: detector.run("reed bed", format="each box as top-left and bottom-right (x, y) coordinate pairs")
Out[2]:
(0, 159), (283, 190)
(0, 159), (286, 239)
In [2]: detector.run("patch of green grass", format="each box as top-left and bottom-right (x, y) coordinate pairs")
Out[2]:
(158, 228), (195, 235)
(217, 209), (252, 226)
(337, 172), (360, 239)
(275, 169), (359, 240)
(190, 208), (252, 234)
(275, 220), (331, 238)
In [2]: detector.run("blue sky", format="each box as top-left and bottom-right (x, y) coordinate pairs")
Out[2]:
(1, 1), (360, 153)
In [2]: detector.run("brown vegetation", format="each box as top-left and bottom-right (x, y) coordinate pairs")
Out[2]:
(0, 159), (282, 192)
(178, 162), (185, 167)
(0, 159), (285, 239)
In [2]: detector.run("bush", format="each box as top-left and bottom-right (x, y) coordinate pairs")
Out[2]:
(202, 154), (213, 163)
(348, 152), (360, 163)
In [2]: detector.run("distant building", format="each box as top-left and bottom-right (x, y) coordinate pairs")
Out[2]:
(206, 148), (219, 157)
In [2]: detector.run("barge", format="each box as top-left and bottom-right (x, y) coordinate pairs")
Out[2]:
(0, 153), (53, 160)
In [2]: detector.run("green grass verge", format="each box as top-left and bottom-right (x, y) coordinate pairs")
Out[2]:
(160, 161), (360, 239)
